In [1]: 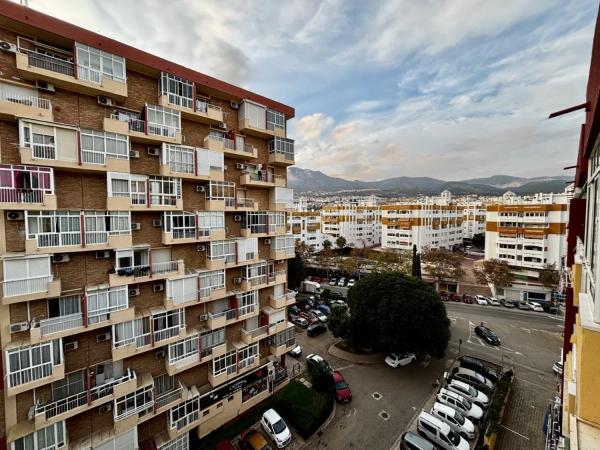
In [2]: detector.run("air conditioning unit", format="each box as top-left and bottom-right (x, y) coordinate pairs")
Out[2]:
(276, 259), (284, 264)
(152, 219), (163, 227)
(98, 404), (112, 415)
(153, 283), (164, 292)
(233, 277), (242, 284)
(198, 314), (208, 321)
(51, 254), (70, 263)
(35, 80), (55, 93)
(64, 341), (79, 352)
(154, 349), (166, 359)
(129, 287), (140, 297)
(147, 147), (160, 156)
(97, 96), (113, 107)
(218, 122), (227, 129)
(6, 211), (24, 221)
(230, 101), (239, 110)
(236, 163), (245, 170)
(131, 223), (141, 231)
(234, 215), (242, 222)
(196, 185), (205, 193)
(264, 238), (272, 244)
(196, 245), (206, 252)
(96, 332), (111, 343)
(129, 150), (140, 159)
(10, 321), (30, 333)
(0, 40), (17, 53)
(95, 250), (110, 259)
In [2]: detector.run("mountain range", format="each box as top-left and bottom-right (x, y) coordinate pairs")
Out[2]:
(287, 167), (572, 196)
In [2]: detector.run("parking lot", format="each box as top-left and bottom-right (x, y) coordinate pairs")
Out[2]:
(288, 300), (562, 449)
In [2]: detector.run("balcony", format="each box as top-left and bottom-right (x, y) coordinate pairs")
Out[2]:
(240, 325), (269, 345)
(0, 165), (57, 210)
(165, 337), (227, 376)
(208, 346), (260, 388)
(268, 137), (295, 166)
(270, 336), (296, 358)
(270, 187), (294, 212)
(104, 105), (182, 145)
(106, 174), (183, 211)
(0, 85), (53, 121)
(162, 227), (226, 245)
(207, 309), (237, 330)
(238, 101), (286, 139)
(203, 135), (258, 159)
(109, 260), (185, 287)
(15, 37), (128, 100)
(239, 169), (282, 189)
(113, 374), (154, 435)
(269, 291), (296, 309)
(224, 196), (259, 212)
(158, 92), (224, 124)
(167, 387), (201, 439)
(1, 275), (61, 305)
(159, 145), (225, 181)
(241, 223), (288, 238)
(29, 312), (84, 344)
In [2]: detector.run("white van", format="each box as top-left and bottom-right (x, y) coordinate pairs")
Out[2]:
(431, 402), (476, 440)
(437, 388), (483, 423)
(417, 411), (469, 450)
(447, 379), (489, 408)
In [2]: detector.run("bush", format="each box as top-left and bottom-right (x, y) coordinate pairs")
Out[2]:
(308, 362), (334, 393)
(274, 380), (333, 439)
(327, 305), (350, 340)
(485, 371), (513, 436)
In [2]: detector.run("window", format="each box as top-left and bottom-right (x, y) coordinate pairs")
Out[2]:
(146, 104), (181, 138)
(20, 121), (56, 159)
(198, 211), (225, 230)
(149, 176), (181, 206)
(208, 240), (236, 263)
(168, 333), (199, 364)
(2, 255), (52, 297)
(115, 248), (149, 270)
(212, 350), (236, 376)
(153, 309), (185, 342)
(12, 421), (66, 450)
(207, 181), (235, 201)
(266, 109), (285, 132)
(86, 285), (128, 324)
(6, 340), (62, 387)
(75, 43), (125, 83)
(114, 384), (153, 421)
(275, 235), (295, 254)
(26, 211), (81, 247)
(200, 328), (225, 356)
(237, 290), (258, 316)
(237, 237), (258, 262)
(197, 148), (224, 176)
(161, 144), (195, 174)
(164, 211), (196, 239)
(198, 269), (225, 298)
(270, 326), (294, 347)
(241, 101), (266, 130)
(113, 317), (151, 348)
(167, 274), (198, 305)
(47, 294), (81, 318)
(238, 344), (258, 368)
(108, 173), (147, 205)
(80, 129), (129, 164)
(169, 397), (199, 430)
(268, 137), (294, 160)
(159, 72), (193, 109)
(52, 370), (84, 401)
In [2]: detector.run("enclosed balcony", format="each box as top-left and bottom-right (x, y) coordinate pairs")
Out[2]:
(271, 187), (294, 212)
(25, 210), (132, 254)
(238, 100), (286, 138)
(167, 388), (200, 439)
(270, 234), (295, 260)
(203, 132), (258, 159)
(104, 104), (182, 145)
(0, 81), (52, 121)
(268, 137), (295, 166)
(153, 375), (187, 414)
(205, 237), (259, 270)
(206, 292), (259, 329)
(240, 316), (269, 345)
(1, 254), (61, 304)
(158, 72), (224, 124)
(113, 375), (155, 434)
(15, 37), (128, 100)
(165, 328), (226, 375)
(159, 144), (224, 181)
(269, 289), (296, 309)
(208, 343), (260, 388)
(269, 324), (296, 357)
(108, 246), (184, 287)
(0, 164), (56, 210)
(106, 172), (183, 211)
(241, 211), (288, 238)
(241, 261), (276, 291)
(162, 211), (226, 245)
(164, 268), (226, 309)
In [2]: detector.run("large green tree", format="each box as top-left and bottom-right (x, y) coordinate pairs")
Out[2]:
(421, 247), (465, 291)
(327, 304), (350, 340)
(346, 272), (451, 358)
(539, 263), (560, 291)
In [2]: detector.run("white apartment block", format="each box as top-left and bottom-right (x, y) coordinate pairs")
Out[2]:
(320, 204), (381, 248)
(461, 203), (486, 239)
(288, 210), (325, 251)
(381, 190), (463, 252)
(484, 192), (569, 302)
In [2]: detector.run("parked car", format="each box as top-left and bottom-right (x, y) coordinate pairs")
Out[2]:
(517, 301), (532, 310)
(385, 352), (417, 368)
(338, 277), (346, 286)
(553, 361), (563, 375)
(437, 388), (483, 423)
(240, 428), (272, 450)
(289, 344), (302, 358)
(487, 297), (501, 306)
(400, 431), (436, 450)
(291, 316), (309, 328)
(474, 325), (501, 345)
(458, 356), (499, 384)
(306, 354), (331, 372)
(328, 291), (345, 300)
(311, 309), (328, 323)
(317, 304), (331, 316)
(300, 311), (319, 325)
(462, 295), (473, 304)
(329, 278), (337, 285)
(431, 402), (476, 440)
(347, 278), (356, 287)
(332, 370), (352, 403)
(330, 299), (347, 308)
(446, 379), (489, 408)
(529, 302), (545, 312)
(261, 409), (292, 448)
(502, 299), (515, 308)
(451, 367), (494, 390)
(416, 411), (469, 450)
(307, 322), (327, 337)
(287, 305), (301, 317)
(474, 295), (488, 305)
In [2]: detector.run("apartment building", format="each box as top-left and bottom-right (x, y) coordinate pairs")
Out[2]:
(553, 7), (600, 448)
(0, 3), (297, 450)
(320, 204), (381, 248)
(460, 202), (486, 239)
(381, 191), (463, 252)
(484, 192), (569, 302)
(287, 211), (324, 251)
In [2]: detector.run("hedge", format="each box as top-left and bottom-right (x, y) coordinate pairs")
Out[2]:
(485, 371), (514, 436)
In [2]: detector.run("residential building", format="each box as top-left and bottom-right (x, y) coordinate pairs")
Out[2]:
(557, 6), (600, 448)
(484, 192), (569, 302)
(288, 210), (324, 251)
(381, 190), (463, 252)
(460, 202), (486, 239)
(0, 3), (296, 450)
(320, 204), (381, 248)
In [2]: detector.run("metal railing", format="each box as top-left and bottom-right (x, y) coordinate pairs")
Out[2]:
(84, 231), (108, 245)
(90, 368), (135, 401)
(31, 143), (57, 160)
(36, 231), (81, 248)
(155, 385), (183, 410)
(168, 161), (194, 174)
(171, 409), (199, 431)
(242, 325), (268, 340)
(2, 275), (53, 297)
(39, 312), (83, 336)
(36, 390), (87, 420)
(155, 326), (183, 343)
(9, 362), (53, 387)
(238, 303), (257, 317)
(238, 355), (258, 370)
(25, 51), (74, 77)
(0, 91), (51, 110)
(195, 99), (222, 115)
(152, 260), (180, 275)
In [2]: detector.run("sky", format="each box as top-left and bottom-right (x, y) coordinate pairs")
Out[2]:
(24, 0), (598, 181)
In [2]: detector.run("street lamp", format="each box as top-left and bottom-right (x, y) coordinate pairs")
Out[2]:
(458, 338), (462, 358)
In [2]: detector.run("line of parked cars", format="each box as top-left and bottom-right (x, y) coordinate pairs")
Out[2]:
(472, 295), (553, 312)
(400, 356), (500, 450)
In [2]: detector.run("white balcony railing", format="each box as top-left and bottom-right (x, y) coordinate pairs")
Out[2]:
(38, 312), (83, 336)
(152, 260), (180, 275)
(2, 275), (54, 297)
(242, 325), (268, 340)
(155, 383), (183, 410)
(238, 303), (257, 317)
(0, 91), (52, 110)
(9, 362), (53, 387)
(37, 232), (81, 248)
(90, 368), (135, 402)
(36, 390), (87, 420)
(154, 326), (183, 343)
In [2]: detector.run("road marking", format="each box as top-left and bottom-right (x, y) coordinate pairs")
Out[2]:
(334, 363), (355, 371)
(497, 424), (530, 440)
(520, 327), (531, 333)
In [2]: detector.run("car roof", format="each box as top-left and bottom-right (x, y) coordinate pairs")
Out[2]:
(419, 411), (452, 433)
(307, 354), (323, 362)
(332, 370), (344, 382)
(263, 408), (282, 423)
(439, 388), (466, 402)
(241, 429), (268, 446)
(449, 379), (473, 391)
(432, 402), (457, 416)
(403, 431), (436, 449)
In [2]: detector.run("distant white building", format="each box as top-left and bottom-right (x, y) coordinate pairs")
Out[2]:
(320, 204), (381, 248)
(460, 202), (486, 239)
(288, 210), (326, 251)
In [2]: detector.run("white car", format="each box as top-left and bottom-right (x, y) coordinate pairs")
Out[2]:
(311, 309), (327, 323)
(475, 295), (488, 305)
(487, 297), (501, 306)
(347, 278), (356, 287)
(261, 408), (292, 448)
(553, 361), (563, 375)
(385, 352), (416, 368)
(289, 344), (302, 357)
(447, 379), (489, 408)
(529, 302), (545, 312)
(338, 278), (346, 286)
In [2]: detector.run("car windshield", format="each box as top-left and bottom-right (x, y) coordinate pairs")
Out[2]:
(454, 410), (466, 425)
(468, 385), (477, 396)
(461, 398), (472, 410)
(272, 419), (287, 434)
(448, 430), (462, 446)
(336, 381), (349, 390)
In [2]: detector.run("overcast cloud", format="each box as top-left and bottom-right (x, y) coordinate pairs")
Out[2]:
(26, 0), (597, 181)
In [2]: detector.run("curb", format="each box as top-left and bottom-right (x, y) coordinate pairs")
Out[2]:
(327, 341), (384, 364)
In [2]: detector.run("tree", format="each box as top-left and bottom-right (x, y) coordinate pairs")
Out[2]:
(473, 259), (514, 297)
(336, 236), (347, 250)
(339, 256), (360, 276)
(327, 305), (350, 340)
(294, 239), (313, 261)
(420, 247), (465, 292)
(322, 239), (332, 251)
(308, 360), (333, 393)
(372, 250), (411, 273)
(346, 272), (451, 358)
(411, 245), (422, 279)
(472, 233), (485, 249)
(288, 252), (306, 289)
(539, 263), (560, 292)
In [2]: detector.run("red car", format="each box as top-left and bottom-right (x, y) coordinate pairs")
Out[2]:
(300, 311), (319, 324)
(332, 371), (352, 403)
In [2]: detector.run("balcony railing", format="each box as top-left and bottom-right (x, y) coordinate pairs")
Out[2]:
(32, 143), (57, 160)
(0, 90), (51, 110)
(0, 165), (54, 204)
(238, 355), (258, 370)
(241, 325), (268, 340)
(2, 275), (54, 297)
(36, 232), (81, 248)
(155, 384), (183, 410)
(152, 260), (180, 275)
(90, 368), (135, 401)
(195, 99), (222, 115)
(9, 362), (53, 387)
(154, 326), (183, 343)
(238, 303), (257, 317)
(38, 312), (83, 336)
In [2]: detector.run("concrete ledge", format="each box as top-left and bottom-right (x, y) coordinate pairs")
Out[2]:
(327, 340), (385, 364)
